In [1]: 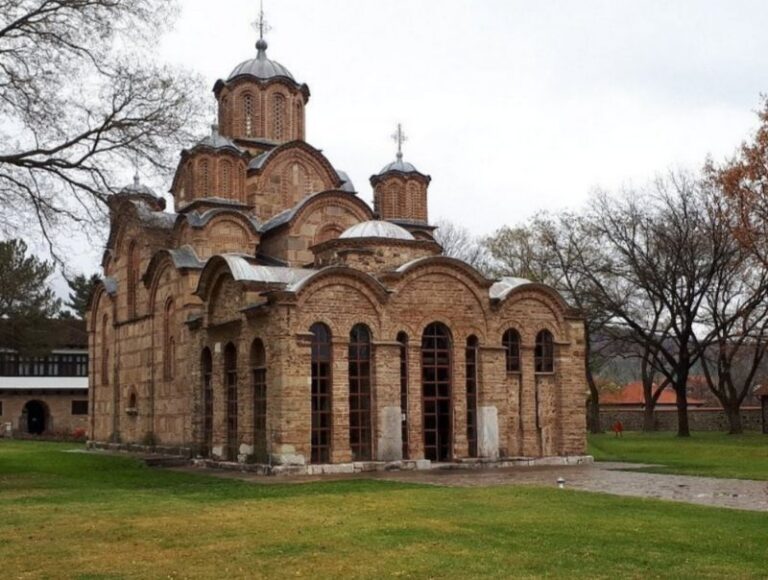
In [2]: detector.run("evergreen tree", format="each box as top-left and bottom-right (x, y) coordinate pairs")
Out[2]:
(66, 274), (102, 319)
(0, 239), (61, 352)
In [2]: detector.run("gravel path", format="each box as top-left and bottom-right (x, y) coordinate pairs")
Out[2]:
(175, 461), (768, 513)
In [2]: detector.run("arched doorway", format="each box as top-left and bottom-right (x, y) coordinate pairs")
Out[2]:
(421, 323), (453, 462)
(24, 401), (47, 435)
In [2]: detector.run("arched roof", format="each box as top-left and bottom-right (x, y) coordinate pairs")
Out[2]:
(195, 254), (315, 299)
(490, 276), (575, 313)
(394, 256), (492, 290)
(340, 220), (414, 241)
(260, 190), (374, 235)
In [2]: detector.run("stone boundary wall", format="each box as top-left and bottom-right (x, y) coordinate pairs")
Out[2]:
(600, 407), (764, 432)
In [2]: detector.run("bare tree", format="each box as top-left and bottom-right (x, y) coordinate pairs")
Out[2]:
(433, 219), (491, 273)
(576, 173), (752, 437)
(0, 0), (204, 256)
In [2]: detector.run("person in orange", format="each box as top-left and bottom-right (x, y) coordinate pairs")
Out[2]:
(612, 420), (624, 437)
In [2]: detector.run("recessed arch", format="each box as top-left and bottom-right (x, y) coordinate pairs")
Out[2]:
(348, 324), (373, 461)
(421, 322), (452, 462)
(310, 322), (332, 464)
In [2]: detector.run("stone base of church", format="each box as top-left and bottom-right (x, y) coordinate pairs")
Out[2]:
(87, 440), (592, 477)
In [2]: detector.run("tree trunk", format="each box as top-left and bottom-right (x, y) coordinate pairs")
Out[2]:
(642, 404), (656, 432)
(676, 385), (690, 437)
(724, 404), (743, 435)
(585, 366), (602, 434)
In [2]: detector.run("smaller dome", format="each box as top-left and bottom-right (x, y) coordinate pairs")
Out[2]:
(340, 220), (415, 241)
(378, 158), (420, 175)
(119, 173), (156, 197)
(228, 39), (295, 82)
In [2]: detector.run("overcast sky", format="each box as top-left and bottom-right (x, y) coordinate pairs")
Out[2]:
(55, 0), (768, 293)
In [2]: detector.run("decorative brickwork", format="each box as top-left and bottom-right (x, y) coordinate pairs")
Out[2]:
(87, 37), (587, 469)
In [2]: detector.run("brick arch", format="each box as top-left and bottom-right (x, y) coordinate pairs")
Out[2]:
(208, 273), (243, 326)
(314, 223), (344, 245)
(495, 289), (568, 343)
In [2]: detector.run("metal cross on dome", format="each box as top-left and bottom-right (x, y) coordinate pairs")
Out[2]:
(392, 123), (408, 161)
(252, 0), (272, 40)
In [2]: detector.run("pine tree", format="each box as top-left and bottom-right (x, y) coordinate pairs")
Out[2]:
(0, 239), (62, 352)
(66, 274), (102, 319)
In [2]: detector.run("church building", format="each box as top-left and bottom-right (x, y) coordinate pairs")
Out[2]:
(88, 28), (588, 471)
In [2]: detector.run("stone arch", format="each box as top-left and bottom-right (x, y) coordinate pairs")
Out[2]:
(314, 223), (344, 245)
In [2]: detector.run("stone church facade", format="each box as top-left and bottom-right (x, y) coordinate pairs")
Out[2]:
(88, 35), (587, 470)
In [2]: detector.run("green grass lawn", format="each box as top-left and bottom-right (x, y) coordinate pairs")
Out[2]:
(1, 441), (768, 578)
(589, 431), (768, 480)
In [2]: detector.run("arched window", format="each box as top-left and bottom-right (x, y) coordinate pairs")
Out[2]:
(243, 93), (254, 137)
(272, 93), (286, 140)
(127, 242), (139, 318)
(251, 339), (267, 463)
(295, 101), (303, 139)
(101, 314), (109, 386)
(224, 343), (238, 461)
(466, 336), (479, 458)
(310, 323), (332, 464)
(128, 391), (137, 410)
(502, 329), (521, 373)
(201, 348), (213, 457)
(421, 322), (452, 462)
(397, 332), (409, 460)
(200, 159), (211, 197)
(535, 330), (554, 373)
(163, 298), (175, 381)
(348, 324), (372, 461)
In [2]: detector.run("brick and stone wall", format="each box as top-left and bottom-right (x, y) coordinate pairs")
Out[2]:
(0, 392), (89, 436)
(600, 407), (764, 432)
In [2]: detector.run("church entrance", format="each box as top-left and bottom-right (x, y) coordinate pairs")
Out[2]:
(421, 323), (453, 462)
(24, 400), (47, 435)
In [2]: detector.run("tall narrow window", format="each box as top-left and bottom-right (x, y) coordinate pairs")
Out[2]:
(201, 348), (213, 457)
(251, 339), (267, 463)
(163, 298), (175, 381)
(310, 323), (332, 464)
(535, 330), (554, 373)
(503, 329), (521, 373)
(185, 164), (194, 200)
(220, 160), (232, 196)
(101, 314), (109, 386)
(421, 323), (452, 462)
(243, 93), (254, 137)
(127, 242), (139, 318)
(348, 324), (372, 461)
(224, 343), (238, 461)
(397, 332), (409, 460)
(273, 93), (286, 140)
(466, 336), (479, 458)
(201, 159), (211, 197)
(295, 102), (303, 139)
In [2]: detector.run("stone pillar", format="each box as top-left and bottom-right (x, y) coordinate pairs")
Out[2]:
(477, 346), (506, 460)
(238, 338), (254, 462)
(374, 342), (402, 462)
(210, 341), (226, 460)
(520, 343), (540, 457)
(557, 320), (588, 455)
(331, 338), (351, 464)
(453, 344), (468, 459)
(406, 342), (424, 459)
(271, 331), (310, 466)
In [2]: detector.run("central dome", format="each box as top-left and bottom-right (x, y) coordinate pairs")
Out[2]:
(228, 39), (295, 81)
(340, 220), (415, 241)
